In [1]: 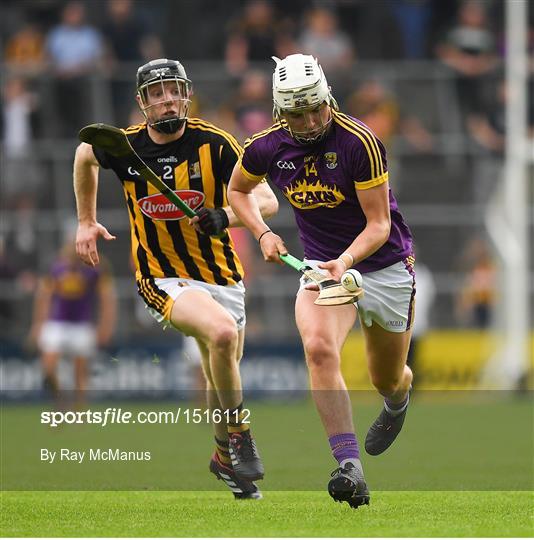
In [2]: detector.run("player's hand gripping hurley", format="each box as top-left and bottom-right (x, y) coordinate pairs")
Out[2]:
(279, 253), (363, 306)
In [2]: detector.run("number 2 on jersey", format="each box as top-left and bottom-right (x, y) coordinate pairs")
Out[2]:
(162, 165), (174, 181)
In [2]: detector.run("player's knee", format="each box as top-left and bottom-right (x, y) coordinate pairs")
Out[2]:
(303, 335), (337, 370)
(209, 323), (238, 352)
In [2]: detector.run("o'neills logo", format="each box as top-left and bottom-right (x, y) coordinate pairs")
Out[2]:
(138, 190), (205, 220)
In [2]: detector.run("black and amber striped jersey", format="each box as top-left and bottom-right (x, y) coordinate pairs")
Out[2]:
(92, 118), (244, 285)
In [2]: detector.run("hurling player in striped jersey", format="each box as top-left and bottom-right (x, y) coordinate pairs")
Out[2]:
(73, 58), (279, 499)
(228, 54), (415, 508)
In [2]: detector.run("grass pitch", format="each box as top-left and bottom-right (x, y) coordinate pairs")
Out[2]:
(1, 490), (532, 537)
(1, 395), (532, 536)
(2, 394), (531, 491)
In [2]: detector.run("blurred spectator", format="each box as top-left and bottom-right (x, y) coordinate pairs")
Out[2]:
(465, 78), (521, 208)
(217, 70), (272, 141)
(298, 7), (354, 100)
(436, 0), (500, 119)
(103, 0), (156, 64)
(2, 77), (36, 156)
(28, 237), (116, 406)
(1, 197), (39, 294)
(45, 0), (104, 136)
(298, 7), (354, 71)
(1, 75), (40, 293)
(344, 79), (433, 193)
(456, 236), (497, 329)
(467, 78), (505, 155)
(225, 0), (293, 76)
(0, 228), (39, 342)
(345, 79), (433, 152)
(233, 70), (272, 136)
(345, 80), (400, 149)
(1, 76), (41, 206)
(4, 21), (46, 74)
(386, 0), (434, 59)
(406, 257), (436, 389)
(343, 1), (400, 60)
(46, 2), (103, 75)
(102, 0), (163, 125)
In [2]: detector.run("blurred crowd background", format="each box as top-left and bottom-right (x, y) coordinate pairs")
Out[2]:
(0, 0), (532, 353)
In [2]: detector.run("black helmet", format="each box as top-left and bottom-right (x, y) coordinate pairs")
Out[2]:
(136, 58), (192, 134)
(136, 58), (190, 90)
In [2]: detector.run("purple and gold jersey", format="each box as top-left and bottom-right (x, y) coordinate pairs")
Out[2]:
(47, 260), (104, 323)
(240, 110), (413, 273)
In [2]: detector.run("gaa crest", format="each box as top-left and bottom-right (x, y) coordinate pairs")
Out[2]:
(324, 152), (338, 169)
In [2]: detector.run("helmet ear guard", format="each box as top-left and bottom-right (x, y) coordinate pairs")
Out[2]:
(136, 58), (192, 134)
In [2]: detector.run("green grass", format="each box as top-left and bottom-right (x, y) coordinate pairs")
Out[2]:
(2, 395), (532, 490)
(1, 490), (532, 537)
(1, 395), (533, 536)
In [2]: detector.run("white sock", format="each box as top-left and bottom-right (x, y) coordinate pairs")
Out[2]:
(340, 458), (362, 470)
(384, 392), (410, 417)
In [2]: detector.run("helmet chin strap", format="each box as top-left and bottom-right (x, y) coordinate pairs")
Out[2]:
(150, 116), (185, 134)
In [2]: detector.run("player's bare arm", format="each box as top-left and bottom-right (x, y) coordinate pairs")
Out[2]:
(318, 182), (391, 281)
(73, 142), (116, 266)
(224, 180), (279, 226)
(228, 164), (287, 264)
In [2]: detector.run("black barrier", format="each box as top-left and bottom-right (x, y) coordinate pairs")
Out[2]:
(0, 341), (308, 399)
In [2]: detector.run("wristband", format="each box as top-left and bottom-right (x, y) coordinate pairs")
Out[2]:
(257, 229), (272, 243)
(338, 252), (354, 269)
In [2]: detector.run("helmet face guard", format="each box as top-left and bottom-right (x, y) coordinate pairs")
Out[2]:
(136, 59), (192, 134)
(276, 101), (333, 144)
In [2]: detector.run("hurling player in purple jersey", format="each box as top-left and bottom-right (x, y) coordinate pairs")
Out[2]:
(228, 54), (415, 508)
(28, 238), (116, 407)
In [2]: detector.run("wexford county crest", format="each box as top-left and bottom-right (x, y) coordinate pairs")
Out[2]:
(324, 152), (338, 169)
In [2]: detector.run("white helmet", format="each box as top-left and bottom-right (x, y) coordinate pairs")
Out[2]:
(272, 54), (338, 143)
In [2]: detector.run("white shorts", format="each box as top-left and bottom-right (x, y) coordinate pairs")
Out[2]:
(145, 278), (247, 331)
(38, 321), (97, 356)
(298, 259), (416, 333)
